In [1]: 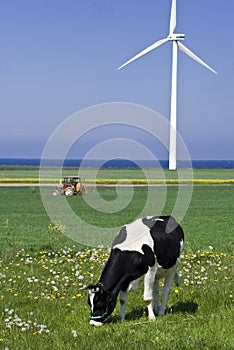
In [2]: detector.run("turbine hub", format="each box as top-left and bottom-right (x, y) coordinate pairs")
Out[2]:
(168, 33), (185, 41)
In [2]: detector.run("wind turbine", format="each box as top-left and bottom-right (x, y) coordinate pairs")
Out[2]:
(117, 0), (217, 170)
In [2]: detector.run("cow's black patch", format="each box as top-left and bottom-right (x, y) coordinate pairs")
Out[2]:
(141, 244), (155, 267)
(142, 216), (161, 228)
(100, 248), (149, 293)
(149, 216), (184, 269)
(112, 226), (127, 247)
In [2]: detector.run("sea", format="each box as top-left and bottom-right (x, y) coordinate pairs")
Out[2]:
(0, 158), (233, 169)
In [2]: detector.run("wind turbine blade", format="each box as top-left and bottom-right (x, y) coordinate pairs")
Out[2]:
(169, 0), (176, 34)
(177, 41), (217, 74)
(117, 37), (169, 70)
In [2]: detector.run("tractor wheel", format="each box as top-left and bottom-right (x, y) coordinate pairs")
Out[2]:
(64, 187), (74, 196)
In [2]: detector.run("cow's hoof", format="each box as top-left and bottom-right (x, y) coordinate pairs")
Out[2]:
(148, 314), (156, 321)
(158, 311), (165, 316)
(118, 315), (125, 321)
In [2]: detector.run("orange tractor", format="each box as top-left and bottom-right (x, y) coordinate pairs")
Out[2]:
(53, 176), (86, 196)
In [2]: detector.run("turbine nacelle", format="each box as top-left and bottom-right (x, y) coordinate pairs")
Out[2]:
(168, 33), (185, 41)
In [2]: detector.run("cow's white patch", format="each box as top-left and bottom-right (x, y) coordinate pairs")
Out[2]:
(113, 218), (163, 254)
(180, 239), (184, 254)
(88, 290), (95, 313)
(127, 276), (144, 291)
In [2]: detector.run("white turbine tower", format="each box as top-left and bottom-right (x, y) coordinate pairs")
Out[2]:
(118, 0), (217, 170)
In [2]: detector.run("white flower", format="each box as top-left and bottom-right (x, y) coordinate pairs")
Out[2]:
(72, 330), (78, 337)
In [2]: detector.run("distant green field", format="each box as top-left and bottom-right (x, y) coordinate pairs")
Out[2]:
(0, 184), (233, 349)
(0, 165), (234, 180)
(0, 185), (233, 254)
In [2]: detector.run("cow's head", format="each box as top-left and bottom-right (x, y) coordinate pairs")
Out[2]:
(81, 283), (114, 326)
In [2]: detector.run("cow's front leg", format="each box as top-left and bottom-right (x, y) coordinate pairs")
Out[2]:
(144, 266), (156, 321)
(119, 290), (128, 320)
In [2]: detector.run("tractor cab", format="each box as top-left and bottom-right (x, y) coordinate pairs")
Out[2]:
(54, 176), (86, 196)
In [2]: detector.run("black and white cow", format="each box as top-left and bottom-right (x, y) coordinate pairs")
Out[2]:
(82, 215), (184, 326)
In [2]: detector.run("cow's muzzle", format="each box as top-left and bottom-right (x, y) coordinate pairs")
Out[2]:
(89, 319), (103, 327)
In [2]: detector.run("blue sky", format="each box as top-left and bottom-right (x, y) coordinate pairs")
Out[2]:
(0, 0), (233, 160)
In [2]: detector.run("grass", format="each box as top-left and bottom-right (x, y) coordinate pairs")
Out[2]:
(1, 248), (233, 349)
(0, 165), (234, 180)
(0, 182), (234, 349)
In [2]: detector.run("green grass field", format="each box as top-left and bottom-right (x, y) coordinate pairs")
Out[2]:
(0, 165), (234, 180)
(0, 176), (233, 349)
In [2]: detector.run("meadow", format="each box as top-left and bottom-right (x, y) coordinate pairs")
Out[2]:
(0, 165), (234, 181)
(0, 171), (233, 349)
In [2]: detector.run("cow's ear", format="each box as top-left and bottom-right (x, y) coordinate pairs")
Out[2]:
(80, 284), (95, 291)
(79, 285), (89, 291)
(80, 284), (99, 292)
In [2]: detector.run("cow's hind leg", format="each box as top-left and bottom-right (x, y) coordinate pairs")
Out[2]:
(174, 269), (181, 287)
(159, 268), (176, 316)
(153, 279), (160, 315)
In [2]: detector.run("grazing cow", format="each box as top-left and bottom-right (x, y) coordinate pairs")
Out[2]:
(82, 215), (184, 326)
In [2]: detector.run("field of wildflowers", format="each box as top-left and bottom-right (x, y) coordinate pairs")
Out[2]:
(0, 184), (233, 349)
(0, 244), (233, 349)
